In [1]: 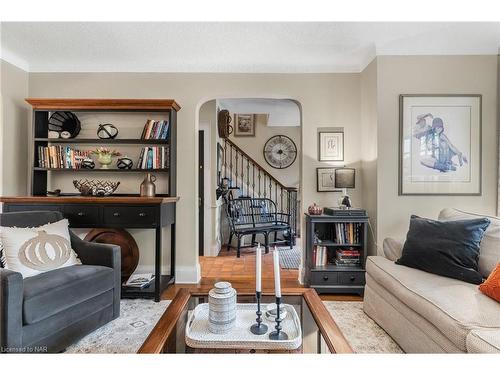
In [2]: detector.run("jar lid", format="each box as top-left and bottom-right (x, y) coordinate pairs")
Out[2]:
(214, 281), (232, 292)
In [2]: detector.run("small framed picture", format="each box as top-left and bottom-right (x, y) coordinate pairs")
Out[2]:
(234, 114), (255, 137)
(318, 131), (344, 161)
(317, 168), (342, 192)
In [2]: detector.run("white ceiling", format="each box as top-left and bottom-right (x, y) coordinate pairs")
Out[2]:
(1, 22), (499, 73)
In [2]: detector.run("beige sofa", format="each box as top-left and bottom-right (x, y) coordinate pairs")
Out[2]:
(363, 208), (500, 353)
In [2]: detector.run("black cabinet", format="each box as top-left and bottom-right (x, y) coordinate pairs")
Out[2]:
(305, 212), (369, 295)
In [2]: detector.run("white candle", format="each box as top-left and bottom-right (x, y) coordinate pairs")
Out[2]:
(256, 243), (262, 292)
(273, 246), (281, 298)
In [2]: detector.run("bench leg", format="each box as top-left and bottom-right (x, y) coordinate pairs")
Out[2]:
(274, 231), (278, 245)
(237, 235), (242, 258)
(289, 229), (293, 249)
(227, 232), (233, 252)
(251, 233), (256, 246)
(264, 232), (269, 254)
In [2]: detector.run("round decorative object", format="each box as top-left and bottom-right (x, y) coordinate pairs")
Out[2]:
(84, 229), (139, 282)
(73, 179), (120, 196)
(48, 111), (81, 138)
(308, 203), (323, 215)
(60, 131), (72, 139)
(48, 131), (60, 139)
(81, 158), (95, 169)
(263, 135), (297, 169)
(97, 123), (119, 139)
(208, 281), (237, 334)
(18, 230), (71, 271)
(117, 156), (133, 169)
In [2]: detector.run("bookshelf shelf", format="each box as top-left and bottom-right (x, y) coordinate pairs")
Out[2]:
(34, 138), (169, 145)
(305, 212), (369, 296)
(33, 167), (170, 173)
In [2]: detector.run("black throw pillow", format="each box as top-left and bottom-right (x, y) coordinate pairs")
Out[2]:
(396, 215), (490, 284)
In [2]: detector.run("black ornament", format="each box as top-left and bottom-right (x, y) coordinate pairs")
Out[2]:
(97, 123), (119, 139)
(48, 111), (81, 138)
(117, 157), (133, 170)
(81, 159), (95, 169)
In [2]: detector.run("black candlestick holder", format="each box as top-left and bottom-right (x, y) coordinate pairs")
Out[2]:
(269, 297), (288, 340)
(250, 291), (268, 335)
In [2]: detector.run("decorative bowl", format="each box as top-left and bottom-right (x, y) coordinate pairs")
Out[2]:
(73, 179), (120, 197)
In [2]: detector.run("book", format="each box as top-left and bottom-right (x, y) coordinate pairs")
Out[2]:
(123, 273), (155, 288)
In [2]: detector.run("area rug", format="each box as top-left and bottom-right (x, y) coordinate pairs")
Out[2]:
(323, 301), (403, 353)
(277, 246), (301, 269)
(65, 299), (170, 354)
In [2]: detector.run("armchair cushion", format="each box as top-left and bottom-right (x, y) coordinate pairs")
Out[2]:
(23, 265), (114, 325)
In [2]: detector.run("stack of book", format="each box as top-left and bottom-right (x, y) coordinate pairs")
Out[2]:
(333, 223), (361, 244)
(140, 119), (170, 140)
(137, 146), (169, 170)
(123, 273), (155, 289)
(38, 146), (92, 169)
(335, 249), (361, 267)
(312, 245), (328, 267)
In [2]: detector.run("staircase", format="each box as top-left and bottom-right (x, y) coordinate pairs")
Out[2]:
(218, 138), (299, 240)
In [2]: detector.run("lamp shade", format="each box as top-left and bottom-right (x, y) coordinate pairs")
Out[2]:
(335, 168), (355, 189)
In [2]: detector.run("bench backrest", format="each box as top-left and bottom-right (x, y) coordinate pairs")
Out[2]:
(226, 197), (278, 229)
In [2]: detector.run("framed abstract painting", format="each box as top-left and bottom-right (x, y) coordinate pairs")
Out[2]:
(399, 94), (482, 195)
(318, 131), (344, 161)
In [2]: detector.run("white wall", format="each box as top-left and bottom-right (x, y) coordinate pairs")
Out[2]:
(0, 60), (29, 197)
(27, 72), (363, 282)
(376, 55), (498, 247)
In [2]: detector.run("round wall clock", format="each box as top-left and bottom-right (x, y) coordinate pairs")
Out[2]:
(263, 135), (297, 169)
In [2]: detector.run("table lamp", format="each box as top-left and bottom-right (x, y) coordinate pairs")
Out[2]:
(335, 168), (355, 208)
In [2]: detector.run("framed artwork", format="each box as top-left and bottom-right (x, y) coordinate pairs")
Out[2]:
(216, 142), (224, 185)
(399, 94), (482, 195)
(234, 114), (255, 137)
(318, 131), (344, 161)
(317, 168), (342, 192)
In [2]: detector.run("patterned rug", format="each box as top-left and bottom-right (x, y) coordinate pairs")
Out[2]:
(65, 299), (402, 354)
(277, 246), (301, 269)
(323, 301), (403, 353)
(65, 299), (170, 353)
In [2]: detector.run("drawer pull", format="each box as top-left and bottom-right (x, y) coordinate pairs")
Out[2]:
(350, 276), (356, 281)
(139, 212), (147, 217)
(323, 275), (329, 281)
(77, 212), (85, 217)
(113, 212), (120, 217)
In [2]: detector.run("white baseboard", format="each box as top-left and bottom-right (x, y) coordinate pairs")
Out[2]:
(175, 263), (201, 284)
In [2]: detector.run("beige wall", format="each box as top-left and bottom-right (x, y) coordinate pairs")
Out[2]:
(376, 55), (498, 247)
(360, 58), (378, 255)
(27, 72), (363, 282)
(0, 60), (29, 197)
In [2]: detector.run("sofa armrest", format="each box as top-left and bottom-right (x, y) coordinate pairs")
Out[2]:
(70, 232), (121, 319)
(382, 237), (405, 261)
(0, 268), (23, 351)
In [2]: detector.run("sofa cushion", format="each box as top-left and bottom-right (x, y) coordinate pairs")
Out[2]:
(479, 262), (500, 302)
(23, 265), (114, 325)
(466, 329), (500, 353)
(439, 208), (500, 278)
(366, 256), (500, 351)
(396, 215), (489, 284)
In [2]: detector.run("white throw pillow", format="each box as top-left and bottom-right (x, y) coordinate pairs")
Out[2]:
(382, 237), (405, 262)
(0, 219), (81, 278)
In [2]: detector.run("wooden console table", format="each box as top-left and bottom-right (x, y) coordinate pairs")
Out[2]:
(0, 195), (179, 302)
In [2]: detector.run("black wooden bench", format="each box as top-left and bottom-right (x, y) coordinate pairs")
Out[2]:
(225, 197), (293, 257)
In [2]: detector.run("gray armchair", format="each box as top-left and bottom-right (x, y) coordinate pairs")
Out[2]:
(0, 211), (120, 353)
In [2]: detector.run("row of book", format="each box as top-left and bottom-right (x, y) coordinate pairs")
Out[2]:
(37, 146), (92, 169)
(140, 119), (170, 140)
(335, 248), (361, 267)
(312, 246), (328, 267)
(137, 146), (170, 170)
(333, 223), (362, 244)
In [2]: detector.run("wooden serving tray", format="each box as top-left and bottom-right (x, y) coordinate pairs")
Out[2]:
(185, 303), (302, 351)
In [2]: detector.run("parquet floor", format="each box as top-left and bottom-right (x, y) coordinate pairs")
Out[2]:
(162, 246), (362, 302)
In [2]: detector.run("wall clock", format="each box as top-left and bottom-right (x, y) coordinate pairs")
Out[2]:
(263, 135), (297, 169)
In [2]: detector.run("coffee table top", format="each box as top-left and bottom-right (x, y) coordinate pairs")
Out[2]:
(138, 288), (353, 354)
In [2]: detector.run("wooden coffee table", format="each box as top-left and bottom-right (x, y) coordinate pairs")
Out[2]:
(138, 288), (353, 354)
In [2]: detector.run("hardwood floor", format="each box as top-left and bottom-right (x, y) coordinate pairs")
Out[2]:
(162, 247), (362, 302)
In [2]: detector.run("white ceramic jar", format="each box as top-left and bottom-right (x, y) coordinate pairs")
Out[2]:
(208, 281), (237, 334)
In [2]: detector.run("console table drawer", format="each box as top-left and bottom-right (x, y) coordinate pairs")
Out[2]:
(338, 271), (366, 285)
(103, 206), (158, 227)
(64, 205), (100, 226)
(5, 204), (60, 213)
(310, 271), (338, 285)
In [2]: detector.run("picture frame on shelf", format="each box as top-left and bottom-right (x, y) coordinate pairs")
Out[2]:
(234, 114), (255, 137)
(318, 131), (344, 161)
(316, 167), (342, 192)
(399, 94), (482, 195)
